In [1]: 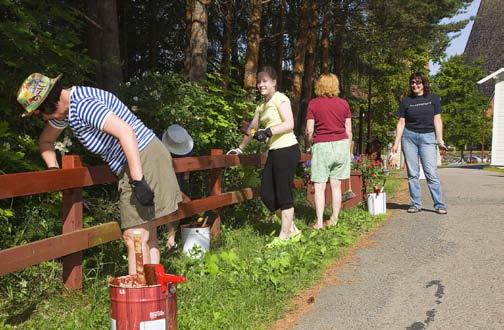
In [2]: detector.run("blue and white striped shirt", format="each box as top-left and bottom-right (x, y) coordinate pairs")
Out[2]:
(49, 86), (154, 174)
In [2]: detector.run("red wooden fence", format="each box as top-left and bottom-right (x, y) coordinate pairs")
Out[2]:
(0, 150), (362, 289)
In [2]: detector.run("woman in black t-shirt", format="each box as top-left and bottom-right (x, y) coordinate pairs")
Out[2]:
(392, 72), (447, 215)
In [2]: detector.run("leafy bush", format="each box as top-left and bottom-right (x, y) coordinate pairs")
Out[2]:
(120, 72), (258, 155)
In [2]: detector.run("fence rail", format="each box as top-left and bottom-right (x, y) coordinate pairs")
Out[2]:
(0, 150), (362, 289)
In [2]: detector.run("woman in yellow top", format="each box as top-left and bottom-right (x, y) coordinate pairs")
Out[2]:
(231, 66), (301, 245)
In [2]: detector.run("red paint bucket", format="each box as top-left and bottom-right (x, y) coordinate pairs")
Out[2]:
(109, 275), (180, 330)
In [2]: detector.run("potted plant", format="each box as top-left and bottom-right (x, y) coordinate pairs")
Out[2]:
(352, 155), (387, 215)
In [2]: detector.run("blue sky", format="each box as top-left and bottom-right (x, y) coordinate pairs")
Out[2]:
(430, 0), (481, 75)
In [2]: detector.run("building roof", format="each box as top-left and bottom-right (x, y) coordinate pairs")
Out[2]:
(477, 67), (504, 84)
(464, 0), (504, 96)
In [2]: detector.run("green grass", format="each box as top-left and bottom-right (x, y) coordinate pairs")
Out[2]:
(0, 182), (402, 330)
(483, 166), (504, 174)
(384, 170), (402, 195)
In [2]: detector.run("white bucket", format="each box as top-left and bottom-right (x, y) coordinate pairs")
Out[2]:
(181, 226), (210, 258)
(367, 193), (386, 215)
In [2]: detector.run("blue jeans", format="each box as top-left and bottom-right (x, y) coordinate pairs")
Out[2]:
(402, 128), (446, 209)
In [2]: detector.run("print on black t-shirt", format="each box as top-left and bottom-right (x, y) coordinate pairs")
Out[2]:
(396, 93), (441, 133)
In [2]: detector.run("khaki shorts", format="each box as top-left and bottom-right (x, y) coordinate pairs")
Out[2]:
(117, 138), (182, 229)
(310, 139), (351, 182)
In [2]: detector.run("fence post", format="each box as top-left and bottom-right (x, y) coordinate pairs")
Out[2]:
(209, 149), (223, 237)
(61, 155), (84, 290)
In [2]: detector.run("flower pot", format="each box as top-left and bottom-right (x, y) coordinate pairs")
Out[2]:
(367, 192), (386, 215)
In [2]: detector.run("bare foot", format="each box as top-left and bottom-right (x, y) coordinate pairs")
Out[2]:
(323, 219), (338, 228)
(310, 223), (324, 230)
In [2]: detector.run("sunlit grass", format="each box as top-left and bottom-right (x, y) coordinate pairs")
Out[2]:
(483, 166), (504, 174)
(1, 179), (403, 330)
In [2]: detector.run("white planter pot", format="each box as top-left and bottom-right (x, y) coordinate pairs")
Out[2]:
(367, 192), (386, 215)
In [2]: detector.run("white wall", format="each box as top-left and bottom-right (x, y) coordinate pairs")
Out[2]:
(491, 77), (504, 166)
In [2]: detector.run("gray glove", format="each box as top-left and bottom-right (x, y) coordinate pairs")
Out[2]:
(226, 147), (243, 155)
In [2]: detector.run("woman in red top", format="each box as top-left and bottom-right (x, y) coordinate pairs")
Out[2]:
(306, 74), (352, 229)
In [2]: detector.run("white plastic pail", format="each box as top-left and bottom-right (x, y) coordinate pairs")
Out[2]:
(181, 226), (210, 258)
(367, 193), (386, 215)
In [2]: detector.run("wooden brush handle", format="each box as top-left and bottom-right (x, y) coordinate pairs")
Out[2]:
(133, 231), (146, 285)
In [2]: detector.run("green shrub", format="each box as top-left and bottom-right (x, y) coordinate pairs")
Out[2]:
(120, 72), (258, 155)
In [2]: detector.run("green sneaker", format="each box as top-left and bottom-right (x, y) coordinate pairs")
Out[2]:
(266, 231), (302, 248)
(266, 237), (290, 248)
(289, 230), (302, 242)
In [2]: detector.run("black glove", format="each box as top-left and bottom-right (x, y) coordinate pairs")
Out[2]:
(130, 176), (154, 206)
(253, 128), (272, 142)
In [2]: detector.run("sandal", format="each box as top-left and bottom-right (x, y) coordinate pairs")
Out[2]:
(407, 206), (422, 213)
(436, 208), (447, 215)
(166, 242), (178, 255)
(323, 219), (338, 228)
(310, 223), (324, 230)
(323, 215), (339, 228)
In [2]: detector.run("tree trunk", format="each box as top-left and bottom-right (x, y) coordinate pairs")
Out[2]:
(332, 4), (345, 89)
(358, 104), (364, 154)
(321, 13), (330, 74)
(148, 0), (159, 69)
(366, 75), (372, 144)
(188, 0), (211, 81)
(298, 1), (318, 136)
(119, 1), (129, 79)
(184, 0), (193, 74)
(291, 0), (311, 122)
(275, 0), (286, 89)
(97, 0), (123, 92)
(221, 0), (234, 88)
(243, 0), (262, 90)
(333, 31), (344, 80)
(85, 0), (103, 87)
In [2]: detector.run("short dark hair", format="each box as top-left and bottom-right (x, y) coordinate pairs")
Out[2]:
(409, 72), (430, 97)
(257, 66), (277, 81)
(39, 80), (63, 114)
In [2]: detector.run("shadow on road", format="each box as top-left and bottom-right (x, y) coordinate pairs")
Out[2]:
(386, 203), (440, 214)
(420, 208), (439, 214)
(386, 202), (409, 210)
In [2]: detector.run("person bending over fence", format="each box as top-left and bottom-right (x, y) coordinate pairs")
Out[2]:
(16, 73), (182, 274)
(228, 66), (301, 247)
